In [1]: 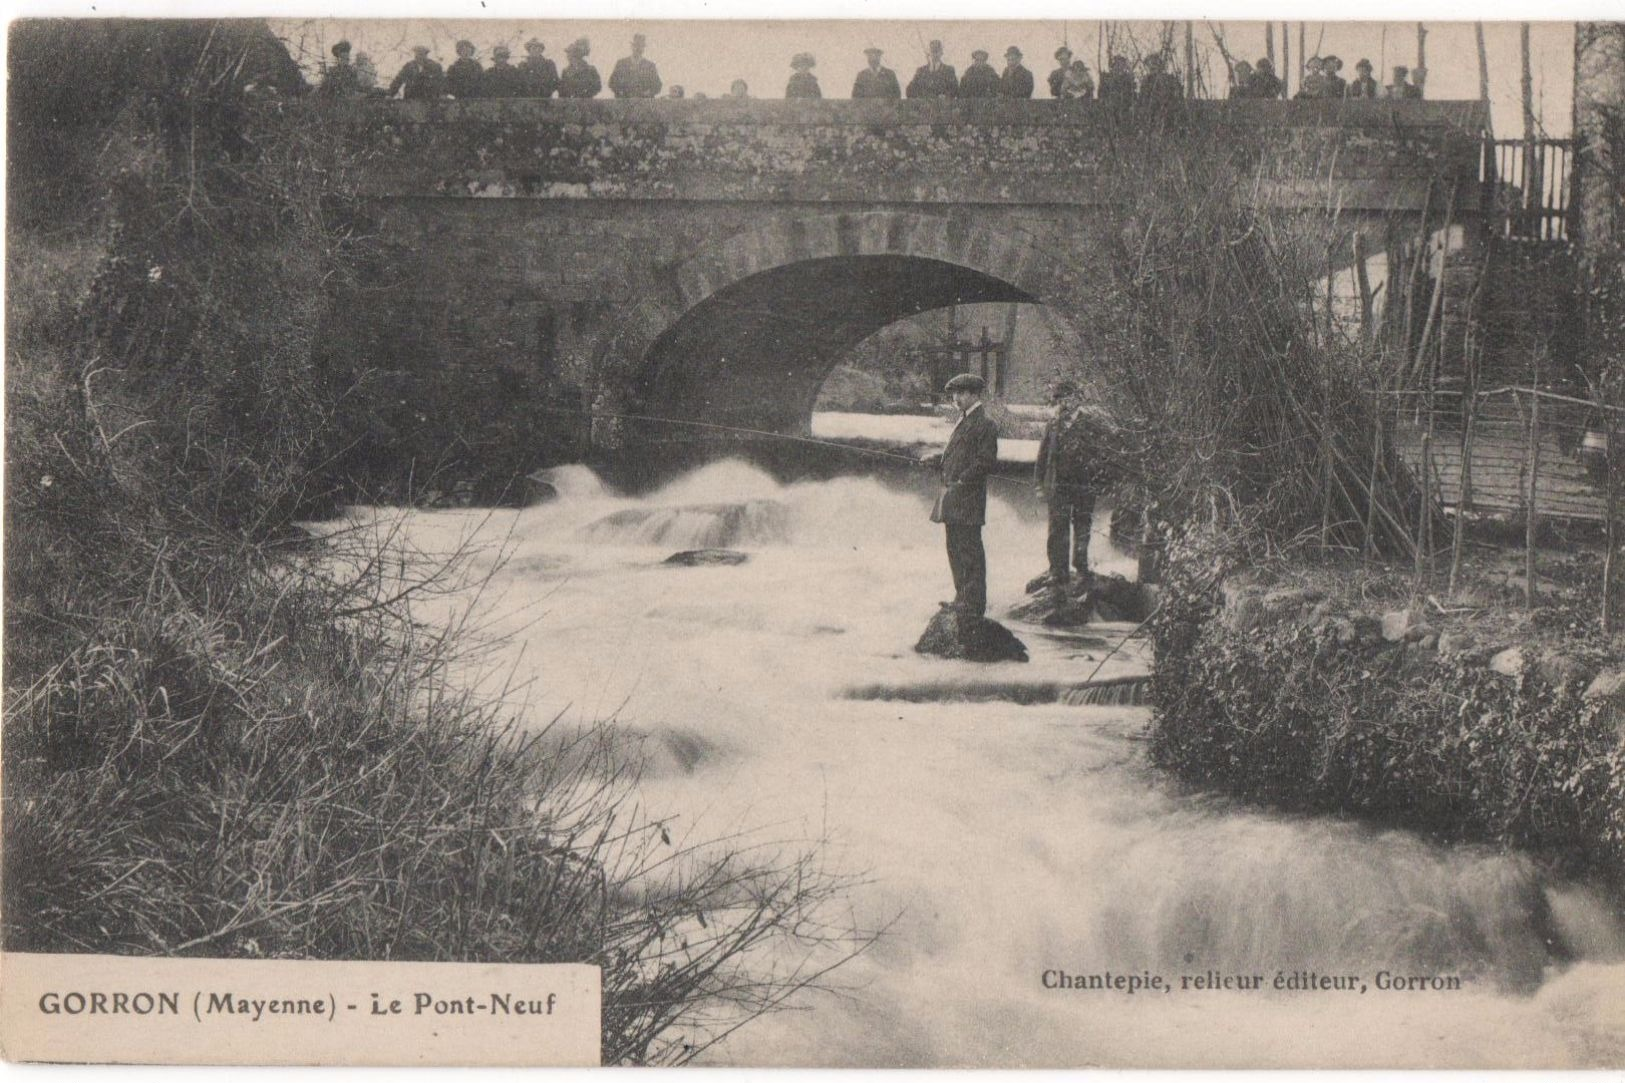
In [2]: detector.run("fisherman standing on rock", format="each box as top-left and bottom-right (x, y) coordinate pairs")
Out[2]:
(930, 373), (1000, 618)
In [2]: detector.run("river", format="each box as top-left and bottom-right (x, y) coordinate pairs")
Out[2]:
(382, 457), (1625, 1068)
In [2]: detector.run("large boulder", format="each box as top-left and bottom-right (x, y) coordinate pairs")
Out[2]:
(915, 607), (1029, 663)
(1009, 572), (1151, 628)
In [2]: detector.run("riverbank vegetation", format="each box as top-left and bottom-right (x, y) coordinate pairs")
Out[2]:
(5, 21), (868, 1063)
(1147, 529), (1625, 886)
(1043, 116), (1624, 882)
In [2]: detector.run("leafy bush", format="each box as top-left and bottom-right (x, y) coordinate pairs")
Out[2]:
(5, 21), (870, 1064)
(1148, 542), (1625, 885)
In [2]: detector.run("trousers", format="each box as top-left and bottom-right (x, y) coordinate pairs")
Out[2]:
(945, 523), (987, 618)
(1047, 491), (1095, 580)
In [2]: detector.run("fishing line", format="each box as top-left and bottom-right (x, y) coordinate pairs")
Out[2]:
(524, 403), (1038, 487)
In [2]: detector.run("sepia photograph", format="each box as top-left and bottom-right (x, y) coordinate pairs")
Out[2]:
(3, 8), (1624, 1069)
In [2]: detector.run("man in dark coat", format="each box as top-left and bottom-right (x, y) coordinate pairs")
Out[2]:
(482, 45), (528, 98)
(930, 373), (1000, 618)
(389, 46), (445, 100)
(1247, 57), (1283, 99)
(1034, 381), (1095, 585)
(1347, 58), (1380, 98)
(1139, 53), (1184, 110)
(558, 39), (602, 98)
(786, 52), (821, 98)
(446, 40), (484, 99)
(906, 39), (958, 98)
(518, 39), (559, 98)
(1047, 45), (1073, 98)
(852, 47), (902, 99)
(1098, 54), (1136, 120)
(999, 46), (1034, 99)
(609, 33), (662, 98)
(959, 49), (999, 98)
(318, 40), (362, 97)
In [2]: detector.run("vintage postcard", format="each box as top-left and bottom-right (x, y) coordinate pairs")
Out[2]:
(4, 10), (1624, 1069)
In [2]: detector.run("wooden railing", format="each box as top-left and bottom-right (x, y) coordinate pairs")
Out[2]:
(1481, 137), (1576, 242)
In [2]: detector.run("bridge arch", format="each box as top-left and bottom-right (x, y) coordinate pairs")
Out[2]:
(598, 211), (1092, 434)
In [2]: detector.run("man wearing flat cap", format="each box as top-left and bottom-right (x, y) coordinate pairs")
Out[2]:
(519, 39), (559, 98)
(959, 48), (999, 98)
(610, 33), (662, 98)
(999, 46), (1034, 99)
(852, 47), (901, 99)
(907, 39), (959, 98)
(1034, 379), (1094, 586)
(930, 373), (1000, 618)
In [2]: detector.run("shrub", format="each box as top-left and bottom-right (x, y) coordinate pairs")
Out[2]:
(1147, 541), (1625, 885)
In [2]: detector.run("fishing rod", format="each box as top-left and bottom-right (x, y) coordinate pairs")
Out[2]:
(524, 403), (1037, 488)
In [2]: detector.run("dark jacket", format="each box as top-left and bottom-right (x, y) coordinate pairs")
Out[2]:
(959, 61), (999, 98)
(999, 64), (1035, 99)
(852, 66), (902, 99)
(931, 404), (999, 525)
(608, 56), (661, 98)
(1035, 411), (1092, 498)
(446, 57), (484, 99)
(1047, 65), (1067, 98)
(1247, 70), (1283, 99)
(518, 56), (559, 97)
(558, 59), (602, 98)
(786, 71), (821, 98)
(389, 57), (445, 100)
(482, 62), (529, 98)
(907, 62), (958, 98)
(1347, 74), (1380, 99)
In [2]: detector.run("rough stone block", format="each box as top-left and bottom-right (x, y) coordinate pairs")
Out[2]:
(1489, 646), (1528, 677)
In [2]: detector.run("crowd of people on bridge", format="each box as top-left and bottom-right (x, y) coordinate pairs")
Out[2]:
(316, 33), (1429, 106)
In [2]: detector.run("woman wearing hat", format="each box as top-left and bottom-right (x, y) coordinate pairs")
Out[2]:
(786, 52), (821, 99)
(959, 48), (1000, 98)
(999, 46), (1034, 99)
(1047, 45), (1073, 98)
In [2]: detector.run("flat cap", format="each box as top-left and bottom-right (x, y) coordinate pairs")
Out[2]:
(864, 46), (884, 57)
(945, 373), (987, 392)
(971, 49), (989, 61)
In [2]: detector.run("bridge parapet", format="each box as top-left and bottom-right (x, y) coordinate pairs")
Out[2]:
(338, 98), (1489, 210)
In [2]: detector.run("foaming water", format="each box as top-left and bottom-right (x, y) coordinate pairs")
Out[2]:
(390, 460), (1625, 1068)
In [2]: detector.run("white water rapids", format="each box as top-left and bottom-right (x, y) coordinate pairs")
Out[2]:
(375, 459), (1625, 1068)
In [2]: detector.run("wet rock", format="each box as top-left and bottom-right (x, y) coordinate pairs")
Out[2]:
(1009, 573), (1150, 628)
(1489, 646), (1528, 678)
(663, 548), (749, 566)
(915, 607), (1029, 664)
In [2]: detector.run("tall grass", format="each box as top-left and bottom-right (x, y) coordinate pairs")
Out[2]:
(4, 21), (871, 1064)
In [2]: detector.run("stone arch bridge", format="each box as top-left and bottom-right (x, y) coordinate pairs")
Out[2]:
(325, 98), (1488, 464)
